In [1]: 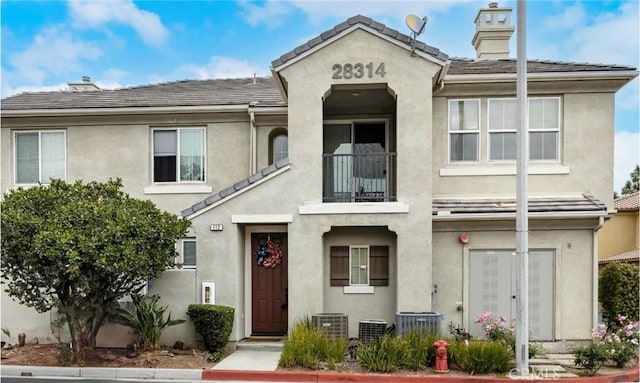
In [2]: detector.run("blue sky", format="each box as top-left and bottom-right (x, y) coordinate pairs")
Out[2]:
(1, 0), (638, 193)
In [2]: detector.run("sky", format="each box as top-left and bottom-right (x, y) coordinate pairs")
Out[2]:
(1, 0), (638, 194)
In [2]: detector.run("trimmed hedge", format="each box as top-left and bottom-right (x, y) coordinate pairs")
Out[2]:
(186, 304), (234, 353)
(599, 263), (639, 330)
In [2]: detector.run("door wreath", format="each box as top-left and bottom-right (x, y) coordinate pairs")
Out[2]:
(255, 240), (283, 268)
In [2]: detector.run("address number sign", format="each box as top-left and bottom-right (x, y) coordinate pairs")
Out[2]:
(332, 62), (386, 80)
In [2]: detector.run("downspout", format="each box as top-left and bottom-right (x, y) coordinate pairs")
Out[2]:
(249, 106), (256, 175)
(592, 215), (605, 330)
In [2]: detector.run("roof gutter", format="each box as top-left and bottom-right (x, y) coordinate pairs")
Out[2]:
(432, 210), (608, 221)
(1, 104), (288, 118)
(444, 70), (639, 84)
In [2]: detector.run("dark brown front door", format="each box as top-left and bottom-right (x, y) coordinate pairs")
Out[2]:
(251, 233), (288, 335)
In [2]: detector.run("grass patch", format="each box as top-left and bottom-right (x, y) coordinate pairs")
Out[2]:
(279, 318), (346, 369)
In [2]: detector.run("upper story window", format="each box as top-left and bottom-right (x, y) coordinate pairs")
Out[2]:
(153, 128), (205, 183)
(270, 130), (288, 164)
(449, 99), (480, 162)
(488, 97), (560, 162)
(14, 130), (66, 184)
(488, 99), (518, 161)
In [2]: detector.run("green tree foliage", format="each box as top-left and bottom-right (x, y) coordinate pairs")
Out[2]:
(621, 165), (639, 195)
(0, 179), (190, 359)
(599, 262), (639, 330)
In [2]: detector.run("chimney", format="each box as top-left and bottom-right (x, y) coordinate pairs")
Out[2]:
(471, 2), (515, 59)
(67, 75), (100, 92)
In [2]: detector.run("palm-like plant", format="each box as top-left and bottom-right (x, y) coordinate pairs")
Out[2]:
(115, 294), (185, 350)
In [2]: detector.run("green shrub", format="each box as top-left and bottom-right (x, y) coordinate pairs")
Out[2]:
(457, 340), (513, 374)
(279, 319), (346, 369)
(599, 263), (639, 330)
(357, 335), (412, 373)
(401, 330), (441, 369)
(186, 304), (234, 353)
(573, 342), (610, 376)
(114, 294), (186, 350)
(446, 339), (470, 370)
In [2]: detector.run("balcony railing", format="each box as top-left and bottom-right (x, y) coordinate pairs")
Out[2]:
(322, 152), (396, 203)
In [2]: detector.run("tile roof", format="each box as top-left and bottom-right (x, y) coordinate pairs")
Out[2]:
(615, 191), (640, 211)
(270, 14), (449, 69)
(1, 77), (284, 111)
(447, 58), (636, 75)
(181, 158), (291, 218)
(599, 248), (640, 265)
(432, 194), (606, 216)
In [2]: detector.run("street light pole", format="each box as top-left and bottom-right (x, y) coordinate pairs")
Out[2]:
(515, 0), (529, 376)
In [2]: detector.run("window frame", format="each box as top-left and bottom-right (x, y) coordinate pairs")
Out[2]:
(330, 245), (389, 289)
(349, 245), (370, 286)
(13, 129), (67, 185)
(487, 97), (561, 163)
(528, 97), (561, 162)
(151, 127), (206, 184)
(448, 99), (481, 163)
(174, 238), (197, 269)
(487, 98), (518, 162)
(269, 128), (288, 164)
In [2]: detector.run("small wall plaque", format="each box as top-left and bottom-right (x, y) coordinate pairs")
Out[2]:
(210, 224), (223, 231)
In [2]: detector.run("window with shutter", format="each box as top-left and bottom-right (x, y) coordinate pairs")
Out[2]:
(330, 245), (388, 287)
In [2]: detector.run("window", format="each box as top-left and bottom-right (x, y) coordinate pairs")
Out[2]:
(488, 99), (518, 161)
(153, 128), (205, 182)
(529, 97), (559, 161)
(449, 100), (480, 162)
(272, 134), (288, 163)
(182, 239), (196, 268)
(488, 97), (560, 161)
(14, 130), (66, 184)
(330, 245), (388, 286)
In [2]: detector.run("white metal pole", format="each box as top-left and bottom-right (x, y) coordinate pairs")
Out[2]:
(515, 0), (529, 376)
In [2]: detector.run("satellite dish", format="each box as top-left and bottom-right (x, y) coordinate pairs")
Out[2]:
(405, 15), (428, 55)
(406, 14), (427, 36)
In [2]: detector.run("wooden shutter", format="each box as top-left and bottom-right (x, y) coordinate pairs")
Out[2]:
(330, 246), (349, 286)
(369, 246), (389, 286)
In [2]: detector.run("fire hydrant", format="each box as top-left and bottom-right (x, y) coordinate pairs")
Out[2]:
(433, 339), (449, 373)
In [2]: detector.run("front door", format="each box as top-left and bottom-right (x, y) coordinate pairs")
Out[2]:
(251, 233), (288, 335)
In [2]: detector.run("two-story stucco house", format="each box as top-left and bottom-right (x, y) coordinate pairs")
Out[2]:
(1, 4), (638, 348)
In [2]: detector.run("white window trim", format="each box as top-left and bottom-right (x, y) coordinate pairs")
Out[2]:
(13, 130), (67, 185)
(487, 98), (518, 162)
(448, 99), (481, 164)
(179, 238), (197, 269)
(349, 245), (370, 286)
(151, 126), (206, 184)
(485, 97), (561, 163)
(528, 96), (561, 162)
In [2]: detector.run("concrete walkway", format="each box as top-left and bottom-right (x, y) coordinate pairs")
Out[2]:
(212, 349), (281, 371)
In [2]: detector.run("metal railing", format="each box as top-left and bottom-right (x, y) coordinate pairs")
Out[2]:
(322, 152), (396, 202)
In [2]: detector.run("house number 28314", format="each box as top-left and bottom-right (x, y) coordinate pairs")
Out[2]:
(332, 62), (386, 79)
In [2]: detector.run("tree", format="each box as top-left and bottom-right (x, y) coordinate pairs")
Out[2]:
(599, 262), (639, 330)
(621, 165), (639, 195)
(1, 179), (190, 360)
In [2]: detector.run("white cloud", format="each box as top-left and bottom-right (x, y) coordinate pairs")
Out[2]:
(2, 25), (103, 97)
(176, 56), (268, 80)
(237, 0), (294, 28)
(564, 2), (638, 66)
(68, 0), (169, 46)
(543, 3), (586, 30)
(614, 131), (640, 194)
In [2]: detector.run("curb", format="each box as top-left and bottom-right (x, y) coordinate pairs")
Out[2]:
(202, 366), (640, 382)
(0, 365), (203, 380)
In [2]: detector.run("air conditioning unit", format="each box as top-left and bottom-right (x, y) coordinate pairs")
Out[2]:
(359, 319), (387, 343)
(396, 312), (443, 336)
(312, 313), (348, 339)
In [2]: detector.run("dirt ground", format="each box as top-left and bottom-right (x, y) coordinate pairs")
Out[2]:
(1, 343), (220, 369)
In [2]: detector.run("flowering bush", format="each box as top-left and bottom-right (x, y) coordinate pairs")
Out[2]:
(574, 315), (639, 375)
(475, 312), (543, 358)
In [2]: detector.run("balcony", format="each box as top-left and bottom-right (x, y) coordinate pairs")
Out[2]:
(322, 152), (397, 203)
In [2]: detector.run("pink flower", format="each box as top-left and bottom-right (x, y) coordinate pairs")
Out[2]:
(499, 315), (507, 323)
(618, 315), (627, 322)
